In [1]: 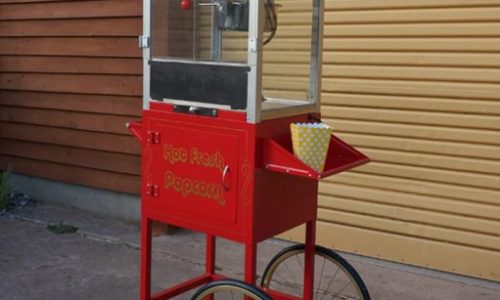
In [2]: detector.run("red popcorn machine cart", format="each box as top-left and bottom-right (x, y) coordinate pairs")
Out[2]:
(128, 0), (370, 299)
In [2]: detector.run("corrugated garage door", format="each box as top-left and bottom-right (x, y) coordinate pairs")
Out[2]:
(277, 0), (500, 281)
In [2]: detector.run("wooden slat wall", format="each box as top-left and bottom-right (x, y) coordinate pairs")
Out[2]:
(0, 0), (142, 194)
(278, 0), (500, 281)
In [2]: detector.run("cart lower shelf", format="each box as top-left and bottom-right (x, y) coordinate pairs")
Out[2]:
(140, 219), (371, 300)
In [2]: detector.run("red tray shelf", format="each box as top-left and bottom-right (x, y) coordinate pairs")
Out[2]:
(263, 133), (370, 180)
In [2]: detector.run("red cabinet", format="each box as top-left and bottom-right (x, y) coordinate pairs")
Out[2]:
(141, 114), (249, 241)
(130, 102), (369, 244)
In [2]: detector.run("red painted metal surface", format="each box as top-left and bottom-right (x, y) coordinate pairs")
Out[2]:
(303, 221), (316, 300)
(263, 134), (370, 180)
(151, 274), (212, 300)
(265, 289), (302, 300)
(129, 101), (370, 299)
(127, 121), (144, 144)
(206, 234), (216, 275)
(140, 218), (152, 300)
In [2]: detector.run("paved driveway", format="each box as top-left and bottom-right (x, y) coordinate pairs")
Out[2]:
(1, 203), (499, 300)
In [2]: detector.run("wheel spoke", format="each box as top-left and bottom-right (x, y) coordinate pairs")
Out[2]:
(274, 271), (302, 294)
(315, 256), (327, 299)
(262, 246), (370, 300)
(282, 259), (303, 294)
(319, 262), (340, 300)
(334, 280), (354, 299)
(295, 253), (305, 274)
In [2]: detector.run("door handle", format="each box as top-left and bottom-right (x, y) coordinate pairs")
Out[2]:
(222, 165), (232, 192)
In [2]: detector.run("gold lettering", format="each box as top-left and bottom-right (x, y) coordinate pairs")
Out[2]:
(190, 147), (225, 171)
(182, 179), (192, 197)
(164, 144), (188, 165)
(165, 171), (174, 188)
(209, 184), (226, 206)
(163, 170), (226, 206)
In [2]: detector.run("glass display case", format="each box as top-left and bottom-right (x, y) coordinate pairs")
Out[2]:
(143, 0), (324, 123)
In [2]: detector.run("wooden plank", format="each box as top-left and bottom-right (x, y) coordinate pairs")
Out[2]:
(323, 93), (500, 116)
(318, 195), (500, 236)
(0, 122), (140, 155)
(328, 172), (500, 206)
(257, 22), (500, 38)
(275, 12), (314, 26)
(323, 64), (500, 84)
(0, 138), (140, 175)
(324, 78), (500, 101)
(324, 7), (500, 24)
(262, 75), (311, 91)
(322, 106), (500, 130)
(0, 155), (140, 194)
(263, 63), (310, 76)
(0, 106), (133, 135)
(0, 37), (141, 57)
(0, 73), (142, 96)
(324, 51), (500, 68)
(354, 161), (500, 191)
(317, 208), (500, 251)
(253, 25), (310, 38)
(262, 50), (315, 63)
(318, 183), (500, 222)
(324, 38), (500, 52)
(0, 0), (141, 20)
(0, 0), (67, 3)
(359, 147), (500, 176)
(0, 91), (141, 116)
(325, 23), (500, 37)
(275, 0), (314, 12)
(0, 18), (141, 37)
(261, 38), (312, 51)
(280, 221), (500, 281)
(336, 132), (500, 161)
(330, 118), (500, 146)
(0, 56), (142, 75)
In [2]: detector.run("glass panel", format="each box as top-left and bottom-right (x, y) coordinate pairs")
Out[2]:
(151, 0), (249, 63)
(262, 0), (313, 102)
(151, 0), (195, 59)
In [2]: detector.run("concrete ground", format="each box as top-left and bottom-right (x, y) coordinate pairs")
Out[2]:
(1, 202), (499, 300)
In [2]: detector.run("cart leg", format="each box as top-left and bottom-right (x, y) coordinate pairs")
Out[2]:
(140, 217), (152, 300)
(206, 234), (216, 276)
(243, 242), (257, 300)
(244, 242), (257, 284)
(303, 220), (316, 300)
(204, 235), (216, 300)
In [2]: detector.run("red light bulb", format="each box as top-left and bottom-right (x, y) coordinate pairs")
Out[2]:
(180, 0), (191, 10)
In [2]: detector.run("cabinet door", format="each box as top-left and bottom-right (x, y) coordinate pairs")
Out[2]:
(144, 120), (242, 231)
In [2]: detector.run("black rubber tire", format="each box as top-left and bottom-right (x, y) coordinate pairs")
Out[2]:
(261, 244), (371, 300)
(191, 279), (273, 300)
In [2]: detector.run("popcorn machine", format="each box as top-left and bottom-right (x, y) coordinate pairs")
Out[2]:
(129, 0), (371, 299)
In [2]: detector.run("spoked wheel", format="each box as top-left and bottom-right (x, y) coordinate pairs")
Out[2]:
(261, 244), (371, 300)
(191, 279), (272, 300)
